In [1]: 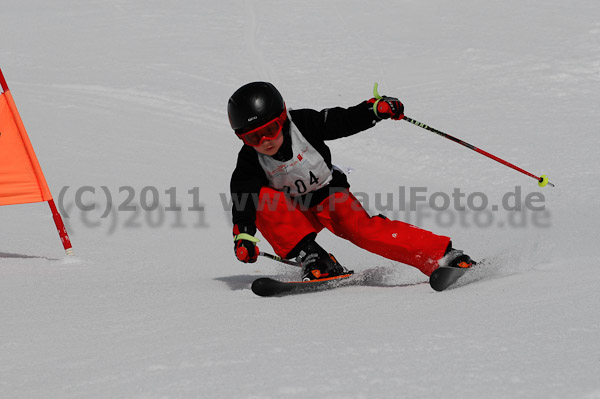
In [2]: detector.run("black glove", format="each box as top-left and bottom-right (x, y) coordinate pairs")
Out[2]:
(233, 224), (259, 263)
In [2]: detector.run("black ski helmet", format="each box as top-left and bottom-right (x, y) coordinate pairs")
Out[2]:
(227, 82), (285, 133)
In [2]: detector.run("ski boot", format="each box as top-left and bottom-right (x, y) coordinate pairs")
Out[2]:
(296, 240), (347, 281)
(439, 247), (476, 269)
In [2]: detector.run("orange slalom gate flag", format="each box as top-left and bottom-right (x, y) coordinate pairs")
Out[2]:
(0, 76), (53, 205)
(0, 68), (73, 254)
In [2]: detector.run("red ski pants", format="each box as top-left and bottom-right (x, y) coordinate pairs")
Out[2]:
(255, 187), (450, 276)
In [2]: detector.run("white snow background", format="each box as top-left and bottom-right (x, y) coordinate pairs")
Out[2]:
(1, 1), (599, 398)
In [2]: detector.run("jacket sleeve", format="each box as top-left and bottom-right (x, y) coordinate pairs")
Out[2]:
(229, 146), (268, 234)
(291, 100), (380, 141)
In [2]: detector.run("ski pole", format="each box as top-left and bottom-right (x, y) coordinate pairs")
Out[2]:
(373, 83), (554, 188)
(259, 251), (300, 267)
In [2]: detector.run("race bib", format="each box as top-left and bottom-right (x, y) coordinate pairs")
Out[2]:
(257, 114), (332, 196)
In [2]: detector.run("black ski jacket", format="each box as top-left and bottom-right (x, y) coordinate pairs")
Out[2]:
(230, 100), (380, 235)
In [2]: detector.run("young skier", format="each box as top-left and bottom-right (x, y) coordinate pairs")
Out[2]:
(228, 81), (474, 281)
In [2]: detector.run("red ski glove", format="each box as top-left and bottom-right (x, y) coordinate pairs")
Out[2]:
(233, 225), (260, 263)
(368, 95), (404, 120)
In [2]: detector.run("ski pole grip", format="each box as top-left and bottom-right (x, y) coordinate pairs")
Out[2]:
(373, 82), (382, 99)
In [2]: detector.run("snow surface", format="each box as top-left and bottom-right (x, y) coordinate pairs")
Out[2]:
(1, 0), (600, 398)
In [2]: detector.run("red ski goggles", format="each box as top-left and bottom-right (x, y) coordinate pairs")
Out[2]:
(236, 107), (287, 147)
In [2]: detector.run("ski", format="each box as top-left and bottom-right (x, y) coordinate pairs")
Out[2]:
(429, 266), (471, 291)
(251, 272), (355, 297)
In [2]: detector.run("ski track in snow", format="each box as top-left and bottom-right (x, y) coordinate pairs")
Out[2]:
(1, 1), (600, 398)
